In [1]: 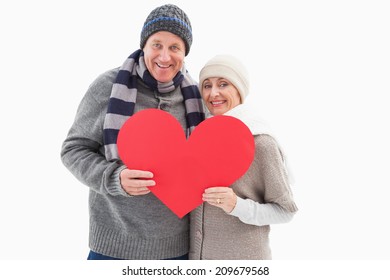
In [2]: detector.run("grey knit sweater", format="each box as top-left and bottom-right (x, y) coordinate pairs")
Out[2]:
(61, 68), (191, 259)
(189, 134), (298, 260)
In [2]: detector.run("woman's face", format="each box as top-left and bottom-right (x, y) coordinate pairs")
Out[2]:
(143, 31), (186, 83)
(201, 77), (241, 115)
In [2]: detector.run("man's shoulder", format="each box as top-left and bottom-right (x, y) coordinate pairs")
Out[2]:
(84, 67), (120, 104)
(95, 67), (120, 84)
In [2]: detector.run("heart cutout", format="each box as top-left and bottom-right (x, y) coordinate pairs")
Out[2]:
(117, 109), (254, 218)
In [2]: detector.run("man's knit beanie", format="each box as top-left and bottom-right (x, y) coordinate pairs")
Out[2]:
(140, 4), (193, 56)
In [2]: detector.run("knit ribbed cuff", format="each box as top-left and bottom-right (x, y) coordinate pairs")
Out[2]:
(106, 165), (131, 197)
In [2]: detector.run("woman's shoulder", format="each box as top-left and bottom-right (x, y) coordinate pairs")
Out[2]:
(253, 134), (283, 158)
(254, 134), (278, 147)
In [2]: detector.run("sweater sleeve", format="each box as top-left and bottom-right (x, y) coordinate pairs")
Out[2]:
(229, 196), (295, 226)
(60, 69), (128, 196)
(256, 134), (298, 212)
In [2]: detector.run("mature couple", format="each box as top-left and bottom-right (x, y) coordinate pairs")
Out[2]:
(61, 4), (297, 260)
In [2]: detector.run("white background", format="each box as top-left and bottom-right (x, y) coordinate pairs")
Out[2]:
(1, 0), (389, 261)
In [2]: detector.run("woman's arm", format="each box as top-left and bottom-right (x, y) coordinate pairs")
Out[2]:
(229, 197), (296, 226)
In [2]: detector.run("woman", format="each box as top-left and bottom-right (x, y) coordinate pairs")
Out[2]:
(190, 55), (298, 259)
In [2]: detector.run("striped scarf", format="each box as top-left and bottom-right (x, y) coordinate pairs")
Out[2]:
(103, 49), (205, 161)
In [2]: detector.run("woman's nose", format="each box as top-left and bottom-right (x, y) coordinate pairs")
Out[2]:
(210, 86), (220, 97)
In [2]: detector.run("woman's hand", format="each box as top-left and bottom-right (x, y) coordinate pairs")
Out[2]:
(120, 169), (155, 196)
(202, 187), (237, 213)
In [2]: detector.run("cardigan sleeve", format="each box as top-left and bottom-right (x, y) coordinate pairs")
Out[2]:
(255, 134), (299, 212)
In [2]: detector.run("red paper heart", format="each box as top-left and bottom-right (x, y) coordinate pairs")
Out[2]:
(117, 109), (254, 218)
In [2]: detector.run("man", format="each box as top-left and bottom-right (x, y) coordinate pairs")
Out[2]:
(61, 4), (204, 260)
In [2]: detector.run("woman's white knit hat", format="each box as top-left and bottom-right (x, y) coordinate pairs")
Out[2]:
(199, 55), (250, 103)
